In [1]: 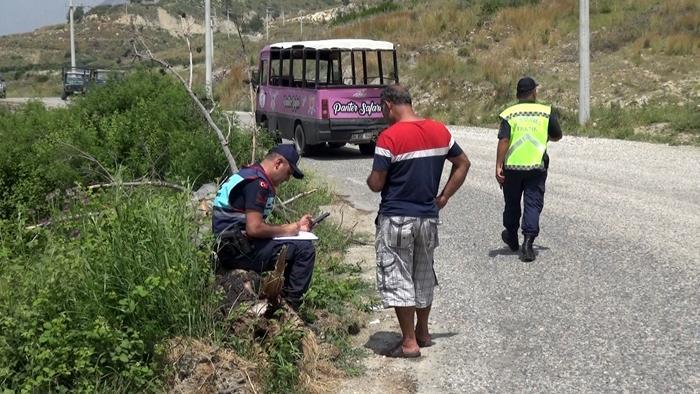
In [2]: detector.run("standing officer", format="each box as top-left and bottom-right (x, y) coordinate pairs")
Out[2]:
(212, 144), (315, 310)
(495, 77), (562, 262)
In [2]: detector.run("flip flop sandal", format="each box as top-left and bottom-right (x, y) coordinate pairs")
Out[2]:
(416, 338), (434, 348)
(386, 344), (421, 358)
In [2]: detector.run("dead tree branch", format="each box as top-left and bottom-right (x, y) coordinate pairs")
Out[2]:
(26, 211), (106, 230)
(87, 180), (188, 193)
(178, 14), (195, 89)
(130, 38), (238, 174)
(60, 141), (115, 183)
(281, 189), (318, 205)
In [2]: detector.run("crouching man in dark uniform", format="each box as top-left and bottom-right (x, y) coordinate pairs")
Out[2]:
(212, 144), (315, 309)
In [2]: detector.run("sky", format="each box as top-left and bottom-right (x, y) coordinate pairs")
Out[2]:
(0, 0), (126, 36)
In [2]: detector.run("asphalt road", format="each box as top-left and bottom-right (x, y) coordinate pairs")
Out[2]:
(300, 127), (699, 392)
(0, 97), (67, 109)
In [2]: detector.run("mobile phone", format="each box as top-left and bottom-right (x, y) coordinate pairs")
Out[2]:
(311, 212), (330, 227)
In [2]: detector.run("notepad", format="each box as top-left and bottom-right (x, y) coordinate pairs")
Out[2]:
(273, 231), (319, 241)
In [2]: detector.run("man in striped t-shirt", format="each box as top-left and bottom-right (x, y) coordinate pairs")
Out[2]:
(366, 85), (471, 358)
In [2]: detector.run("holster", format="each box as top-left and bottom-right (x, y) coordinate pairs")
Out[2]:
(218, 224), (252, 256)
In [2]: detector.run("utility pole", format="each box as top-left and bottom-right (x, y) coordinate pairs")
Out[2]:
(579, 0), (590, 125)
(69, 0), (76, 68)
(205, 0), (213, 100)
(266, 8), (270, 41)
(226, 5), (230, 39)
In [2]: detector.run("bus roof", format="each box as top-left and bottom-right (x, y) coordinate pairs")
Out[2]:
(265, 39), (394, 51)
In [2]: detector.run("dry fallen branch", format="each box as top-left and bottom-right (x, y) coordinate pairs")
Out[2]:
(130, 38), (238, 174)
(273, 197), (296, 220)
(87, 180), (188, 193)
(281, 189), (318, 205)
(273, 189), (318, 218)
(25, 211), (106, 230)
(60, 141), (115, 183)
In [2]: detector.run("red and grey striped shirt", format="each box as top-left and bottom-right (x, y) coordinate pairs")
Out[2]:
(372, 119), (463, 218)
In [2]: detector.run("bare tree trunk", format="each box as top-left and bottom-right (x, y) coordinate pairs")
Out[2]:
(232, 17), (261, 164)
(185, 36), (193, 89)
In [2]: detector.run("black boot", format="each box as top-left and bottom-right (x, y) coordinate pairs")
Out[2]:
(521, 235), (535, 262)
(501, 229), (519, 252)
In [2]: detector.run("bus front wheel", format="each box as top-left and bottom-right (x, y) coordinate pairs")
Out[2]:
(358, 142), (375, 156)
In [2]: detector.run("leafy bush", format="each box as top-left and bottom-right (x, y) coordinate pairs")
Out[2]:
(0, 69), (251, 221)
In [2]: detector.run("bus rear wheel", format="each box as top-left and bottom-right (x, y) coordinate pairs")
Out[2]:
(358, 142), (375, 156)
(260, 117), (281, 143)
(294, 123), (315, 156)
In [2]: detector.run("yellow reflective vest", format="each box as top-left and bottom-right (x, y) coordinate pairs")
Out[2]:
(499, 102), (551, 170)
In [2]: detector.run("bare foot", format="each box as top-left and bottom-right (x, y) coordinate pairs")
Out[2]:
(415, 331), (433, 347)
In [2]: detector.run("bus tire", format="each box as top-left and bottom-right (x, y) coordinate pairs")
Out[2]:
(294, 123), (312, 156)
(358, 142), (375, 156)
(259, 117), (268, 132)
(260, 117), (281, 143)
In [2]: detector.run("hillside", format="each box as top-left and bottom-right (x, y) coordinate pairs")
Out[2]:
(283, 0), (699, 143)
(0, 0), (698, 144)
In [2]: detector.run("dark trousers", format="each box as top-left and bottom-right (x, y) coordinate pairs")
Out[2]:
(503, 169), (547, 237)
(217, 238), (316, 305)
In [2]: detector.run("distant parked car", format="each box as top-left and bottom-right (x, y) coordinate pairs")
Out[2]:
(61, 66), (91, 100)
(91, 68), (125, 86)
(0, 76), (6, 99)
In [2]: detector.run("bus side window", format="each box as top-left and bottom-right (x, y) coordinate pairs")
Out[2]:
(270, 57), (280, 86)
(304, 49), (317, 89)
(292, 59), (302, 87)
(261, 60), (269, 86)
(282, 51), (291, 87)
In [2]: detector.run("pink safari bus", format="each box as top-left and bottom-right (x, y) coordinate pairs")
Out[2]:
(254, 39), (399, 156)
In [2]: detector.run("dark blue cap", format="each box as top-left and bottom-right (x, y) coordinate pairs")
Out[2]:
(270, 144), (304, 179)
(517, 76), (538, 95)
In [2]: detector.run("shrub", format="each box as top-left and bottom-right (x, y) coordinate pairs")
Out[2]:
(0, 69), (247, 221)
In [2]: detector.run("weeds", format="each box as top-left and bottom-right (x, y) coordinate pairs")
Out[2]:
(0, 188), (218, 391)
(332, 1), (402, 26)
(561, 101), (700, 145)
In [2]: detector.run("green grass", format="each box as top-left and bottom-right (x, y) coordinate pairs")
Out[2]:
(332, 1), (401, 25)
(0, 188), (218, 392)
(561, 101), (700, 145)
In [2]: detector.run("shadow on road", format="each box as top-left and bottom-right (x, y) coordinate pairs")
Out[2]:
(488, 244), (551, 258)
(365, 331), (458, 355)
(305, 146), (372, 161)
